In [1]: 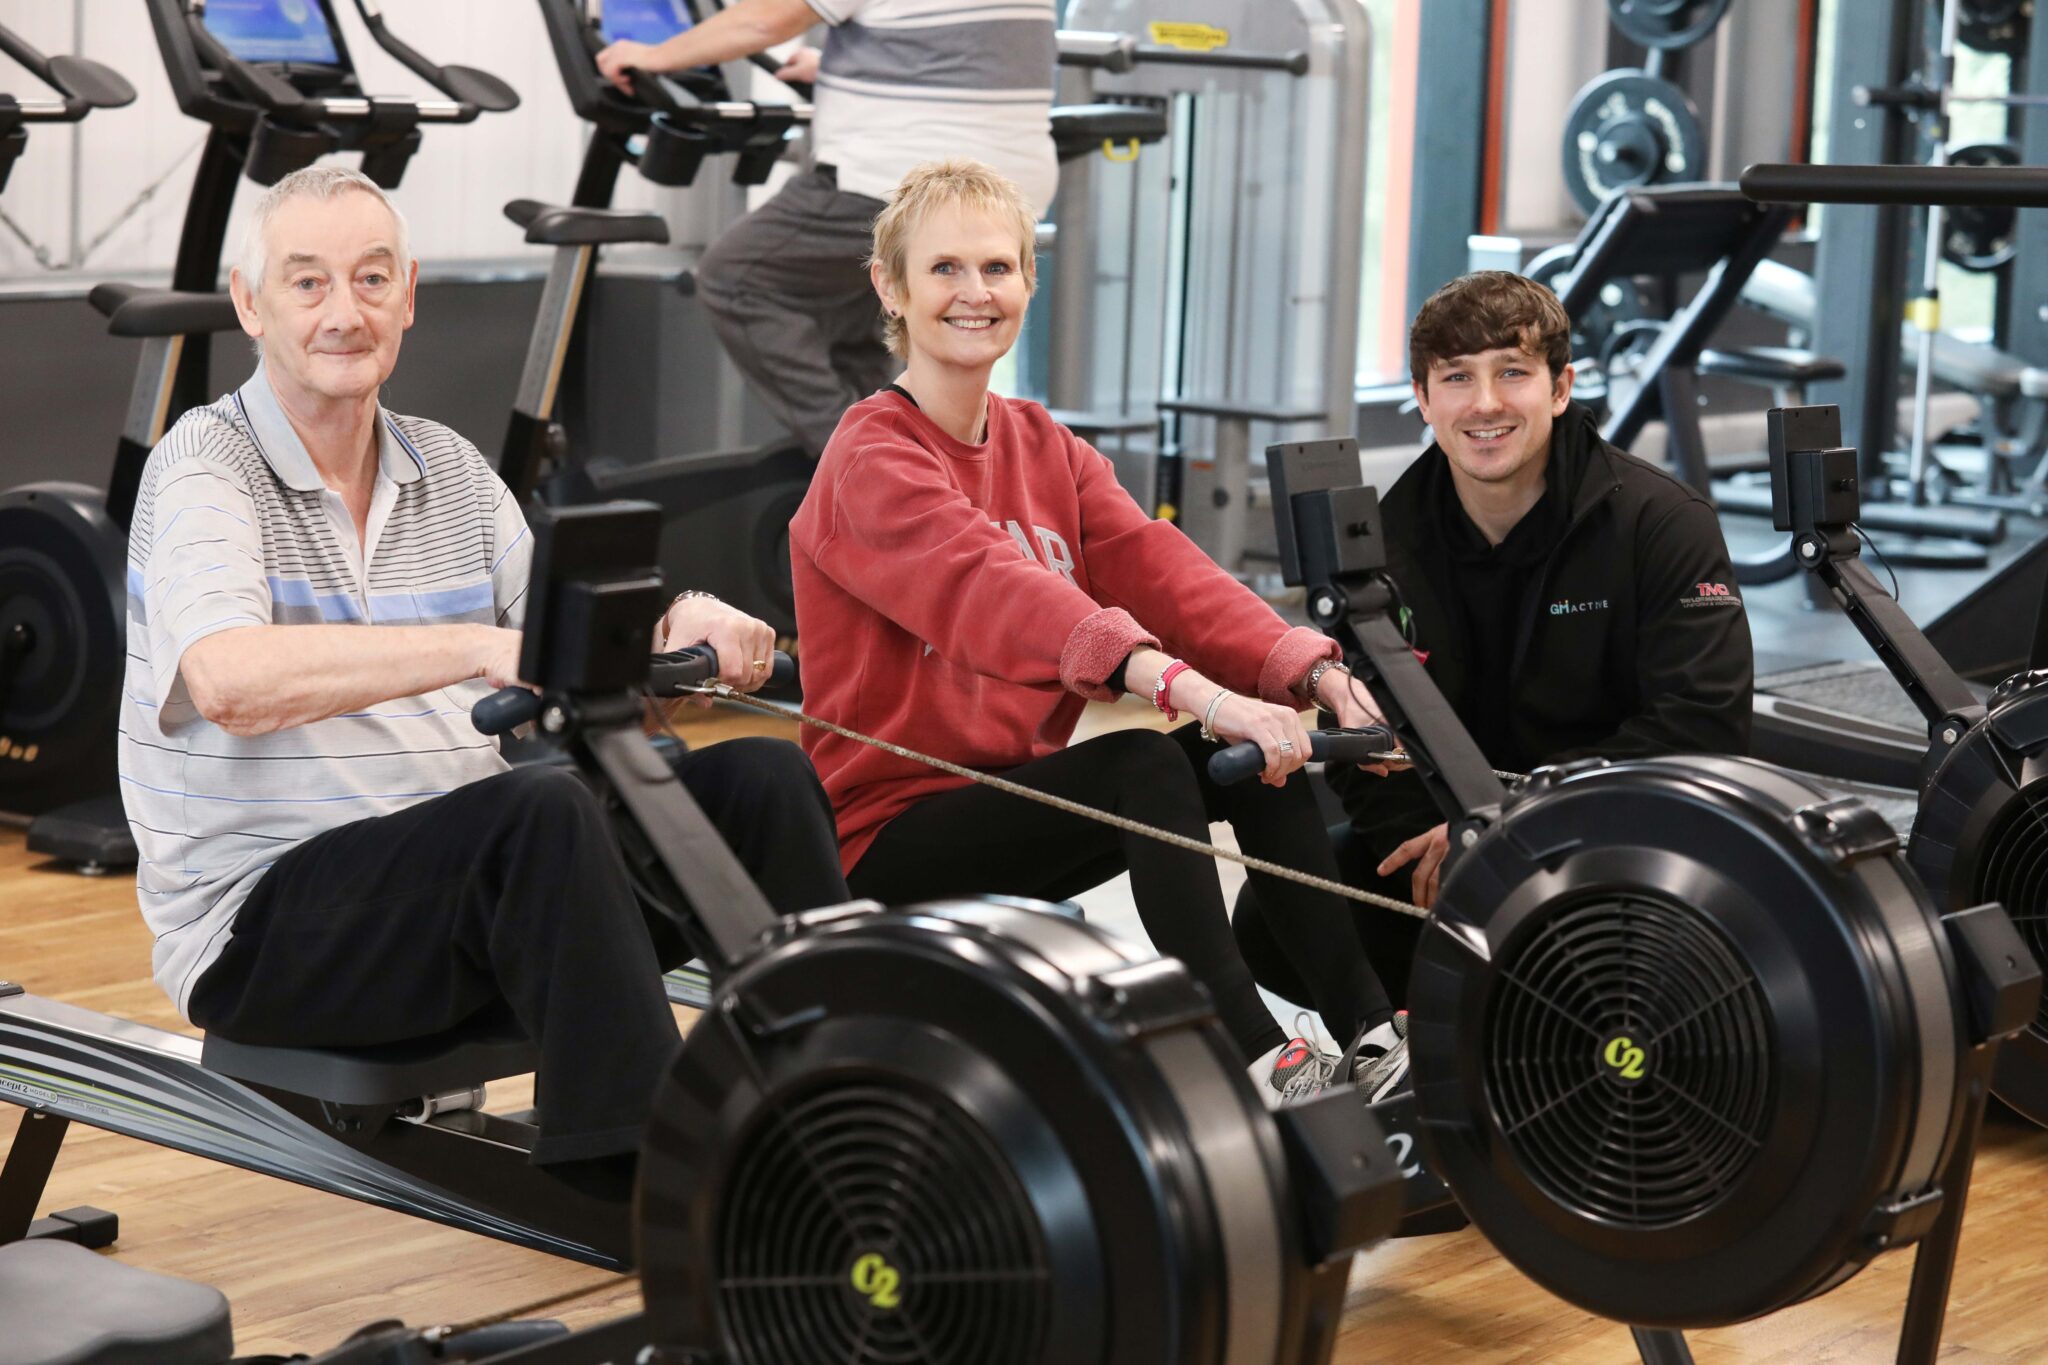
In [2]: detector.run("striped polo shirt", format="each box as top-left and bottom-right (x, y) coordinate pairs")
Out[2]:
(805, 0), (1058, 210)
(119, 366), (531, 1019)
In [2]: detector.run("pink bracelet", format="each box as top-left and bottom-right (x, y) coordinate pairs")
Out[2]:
(1154, 659), (1191, 721)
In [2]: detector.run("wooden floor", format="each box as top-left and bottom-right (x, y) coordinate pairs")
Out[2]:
(8, 707), (2048, 1360)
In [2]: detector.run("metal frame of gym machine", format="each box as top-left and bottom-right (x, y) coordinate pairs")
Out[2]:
(1027, 0), (1369, 577)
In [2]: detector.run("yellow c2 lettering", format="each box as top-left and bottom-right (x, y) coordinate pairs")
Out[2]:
(851, 1252), (903, 1310)
(1603, 1036), (1647, 1080)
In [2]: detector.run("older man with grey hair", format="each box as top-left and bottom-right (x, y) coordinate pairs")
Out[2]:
(118, 164), (849, 1191)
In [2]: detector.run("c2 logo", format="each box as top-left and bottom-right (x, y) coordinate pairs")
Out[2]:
(1602, 1035), (1648, 1082)
(850, 1252), (903, 1310)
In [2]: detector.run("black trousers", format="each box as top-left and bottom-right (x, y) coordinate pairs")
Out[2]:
(187, 738), (848, 1164)
(847, 725), (1393, 1061)
(1233, 822), (1427, 1010)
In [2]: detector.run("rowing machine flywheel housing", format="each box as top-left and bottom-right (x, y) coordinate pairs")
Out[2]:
(0, 483), (127, 814)
(1910, 668), (2048, 1122)
(1410, 755), (1978, 1327)
(636, 897), (1404, 1365)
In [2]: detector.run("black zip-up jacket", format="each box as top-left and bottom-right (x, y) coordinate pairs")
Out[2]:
(1328, 402), (1754, 860)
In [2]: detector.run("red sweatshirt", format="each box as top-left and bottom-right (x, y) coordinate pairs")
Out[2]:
(790, 390), (1339, 871)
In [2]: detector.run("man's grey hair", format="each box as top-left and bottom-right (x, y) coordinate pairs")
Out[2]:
(237, 163), (413, 290)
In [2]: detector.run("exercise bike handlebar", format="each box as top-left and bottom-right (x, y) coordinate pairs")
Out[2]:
(0, 22), (136, 120)
(350, 0), (521, 114)
(1207, 727), (1399, 786)
(471, 647), (797, 736)
(1742, 160), (2048, 209)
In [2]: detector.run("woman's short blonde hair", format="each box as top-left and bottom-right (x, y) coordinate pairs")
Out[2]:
(869, 158), (1039, 358)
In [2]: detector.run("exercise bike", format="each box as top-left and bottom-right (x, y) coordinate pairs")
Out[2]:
(506, 0), (818, 639)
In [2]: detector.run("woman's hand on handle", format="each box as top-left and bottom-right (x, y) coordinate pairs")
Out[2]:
(1201, 691), (1314, 787)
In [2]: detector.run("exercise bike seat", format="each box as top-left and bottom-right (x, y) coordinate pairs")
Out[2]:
(0, 1239), (231, 1365)
(84, 283), (239, 339)
(503, 198), (670, 248)
(200, 1016), (537, 1106)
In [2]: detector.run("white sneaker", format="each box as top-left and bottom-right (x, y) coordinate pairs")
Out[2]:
(1350, 1011), (1411, 1105)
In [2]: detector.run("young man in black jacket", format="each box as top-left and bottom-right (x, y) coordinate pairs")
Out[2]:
(1235, 270), (1754, 1005)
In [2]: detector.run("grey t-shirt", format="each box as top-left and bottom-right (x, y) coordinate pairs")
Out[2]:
(119, 367), (531, 1018)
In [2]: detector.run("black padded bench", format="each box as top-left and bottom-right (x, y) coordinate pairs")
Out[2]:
(0, 1239), (230, 1365)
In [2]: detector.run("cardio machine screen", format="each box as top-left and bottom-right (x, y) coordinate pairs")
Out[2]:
(203, 0), (343, 67)
(602, 0), (695, 45)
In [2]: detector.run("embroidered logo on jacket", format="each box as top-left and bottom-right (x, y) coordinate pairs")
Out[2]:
(1679, 581), (1742, 609)
(1548, 597), (1611, 616)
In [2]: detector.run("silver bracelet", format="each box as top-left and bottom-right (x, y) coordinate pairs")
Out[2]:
(1199, 688), (1229, 743)
(669, 589), (720, 609)
(1302, 657), (1348, 705)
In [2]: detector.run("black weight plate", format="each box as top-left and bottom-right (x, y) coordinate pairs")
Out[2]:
(1527, 244), (1645, 363)
(1608, 0), (1736, 51)
(1943, 142), (2021, 273)
(1959, 0), (2031, 56)
(1562, 70), (1706, 214)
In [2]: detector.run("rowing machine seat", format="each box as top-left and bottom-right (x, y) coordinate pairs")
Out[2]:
(0, 1239), (230, 1365)
(200, 1014), (536, 1106)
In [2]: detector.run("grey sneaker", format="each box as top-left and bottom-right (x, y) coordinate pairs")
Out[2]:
(1351, 1011), (1411, 1105)
(1268, 1013), (1339, 1105)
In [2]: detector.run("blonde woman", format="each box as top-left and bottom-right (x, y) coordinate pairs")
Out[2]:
(789, 160), (1406, 1103)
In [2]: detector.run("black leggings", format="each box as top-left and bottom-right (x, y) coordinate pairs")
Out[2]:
(1233, 822), (1427, 1009)
(187, 739), (849, 1164)
(847, 724), (1394, 1061)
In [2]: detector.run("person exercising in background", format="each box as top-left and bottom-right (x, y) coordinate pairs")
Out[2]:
(597, 0), (1057, 459)
(1233, 270), (1754, 1008)
(119, 165), (849, 1193)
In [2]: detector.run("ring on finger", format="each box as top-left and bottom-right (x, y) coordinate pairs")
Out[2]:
(1277, 739), (1295, 752)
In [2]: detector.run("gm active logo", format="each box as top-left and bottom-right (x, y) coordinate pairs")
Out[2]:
(850, 1252), (903, 1310)
(1600, 1033), (1649, 1086)
(1548, 597), (1610, 616)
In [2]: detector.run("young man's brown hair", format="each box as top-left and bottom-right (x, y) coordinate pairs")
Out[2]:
(1407, 270), (1572, 390)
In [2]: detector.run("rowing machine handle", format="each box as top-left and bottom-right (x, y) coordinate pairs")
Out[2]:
(1207, 726), (1399, 785)
(647, 645), (797, 694)
(472, 687), (544, 737)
